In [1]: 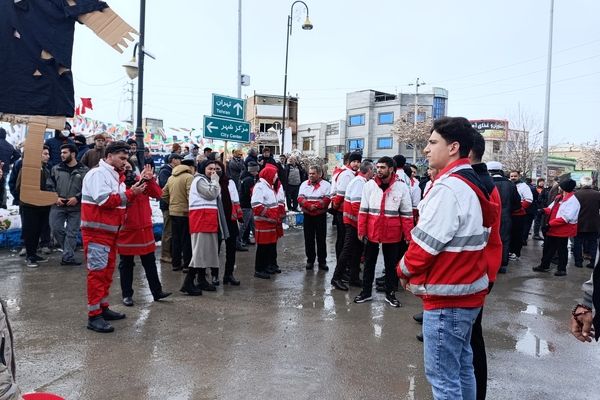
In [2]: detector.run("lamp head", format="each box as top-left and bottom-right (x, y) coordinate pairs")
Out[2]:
(123, 57), (139, 80)
(302, 16), (313, 30)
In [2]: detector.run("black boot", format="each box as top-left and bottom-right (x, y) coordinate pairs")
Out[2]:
(196, 268), (217, 291)
(87, 316), (114, 333)
(211, 268), (220, 286)
(223, 274), (241, 286)
(180, 268), (202, 296)
(102, 307), (126, 321)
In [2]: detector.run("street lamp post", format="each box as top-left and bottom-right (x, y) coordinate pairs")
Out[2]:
(281, 1), (313, 154)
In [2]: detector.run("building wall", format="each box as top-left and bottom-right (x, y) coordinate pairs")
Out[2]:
(297, 120), (346, 159)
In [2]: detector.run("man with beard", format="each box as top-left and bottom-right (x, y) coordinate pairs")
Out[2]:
(47, 144), (89, 266)
(82, 141), (147, 333)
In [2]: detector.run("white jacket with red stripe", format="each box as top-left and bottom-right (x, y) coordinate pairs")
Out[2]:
(81, 159), (134, 238)
(358, 176), (414, 243)
(298, 179), (331, 216)
(251, 178), (280, 244)
(189, 174), (220, 234)
(512, 181), (533, 215)
(397, 159), (491, 310)
(342, 175), (368, 228)
(330, 166), (356, 210)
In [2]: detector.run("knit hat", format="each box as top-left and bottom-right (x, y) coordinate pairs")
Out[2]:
(348, 152), (362, 163)
(247, 161), (259, 173)
(486, 161), (503, 171)
(182, 154), (196, 166)
(167, 153), (183, 163)
(559, 178), (576, 193)
(74, 134), (87, 145)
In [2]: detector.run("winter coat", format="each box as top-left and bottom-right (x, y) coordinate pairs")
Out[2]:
(117, 178), (162, 255)
(398, 159), (498, 311)
(534, 186), (549, 210)
(44, 133), (74, 168)
(0, 139), (20, 175)
(512, 181), (533, 216)
(343, 175), (368, 228)
(189, 174), (221, 233)
(7, 159), (22, 205)
(298, 179), (331, 216)
(244, 153), (258, 168)
(544, 192), (580, 237)
(161, 165), (194, 217)
(0, 298), (20, 400)
(330, 166), (356, 211)
(81, 159), (135, 240)
(226, 156), (246, 187)
(492, 174), (521, 243)
(80, 147), (105, 169)
(157, 164), (173, 211)
(76, 144), (89, 161)
(358, 175), (413, 243)
(251, 166), (280, 244)
(46, 161), (89, 202)
(574, 187), (600, 233)
(239, 171), (257, 209)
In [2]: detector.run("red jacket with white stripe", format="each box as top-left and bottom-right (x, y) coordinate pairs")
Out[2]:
(251, 166), (281, 244)
(544, 192), (580, 237)
(227, 180), (243, 221)
(512, 181), (533, 216)
(330, 166), (356, 211)
(358, 175), (414, 243)
(81, 159), (137, 240)
(298, 179), (331, 216)
(189, 174), (221, 234)
(397, 159), (495, 310)
(117, 177), (161, 255)
(342, 174), (368, 228)
(485, 187), (503, 283)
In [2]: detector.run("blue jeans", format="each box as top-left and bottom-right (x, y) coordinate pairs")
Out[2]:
(423, 307), (481, 400)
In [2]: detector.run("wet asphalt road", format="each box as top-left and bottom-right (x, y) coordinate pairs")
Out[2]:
(1, 225), (598, 400)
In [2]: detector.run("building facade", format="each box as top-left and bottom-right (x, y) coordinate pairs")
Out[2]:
(246, 93), (298, 154)
(296, 120), (346, 160)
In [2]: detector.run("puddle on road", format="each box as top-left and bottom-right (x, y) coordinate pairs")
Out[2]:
(515, 328), (553, 357)
(521, 304), (544, 315)
(373, 323), (382, 338)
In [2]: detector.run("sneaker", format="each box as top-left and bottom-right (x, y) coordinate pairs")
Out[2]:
(26, 258), (39, 268)
(254, 271), (271, 280)
(508, 253), (518, 261)
(32, 255), (48, 263)
(318, 263), (329, 271)
(385, 292), (401, 308)
(353, 292), (372, 303)
(61, 259), (82, 266)
(40, 246), (52, 255)
(18, 248), (26, 257)
(498, 266), (507, 274)
(305, 262), (314, 270)
(554, 270), (567, 277)
(533, 235), (543, 241)
(532, 265), (550, 272)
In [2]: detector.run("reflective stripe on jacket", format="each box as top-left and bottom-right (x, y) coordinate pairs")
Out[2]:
(342, 175), (367, 228)
(298, 179), (331, 216)
(189, 175), (220, 234)
(251, 178), (280, 244)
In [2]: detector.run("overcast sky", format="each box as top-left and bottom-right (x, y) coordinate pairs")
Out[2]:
(72, 0), (599, 145)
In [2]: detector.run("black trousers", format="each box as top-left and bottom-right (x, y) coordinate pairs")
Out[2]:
(118, 252), (162, 298)
(540, 235), (568, 271)
(303, 213), (327, 264)
(21, 205), (50, 258)
(255, 243), (277, 273)
(217, 219), (239, 277)
(509, 215), (526, 257)
(362, 241), (400, 295)
(471, 281), (493, 400)
(522, 213), (535, 241)
(286, 184), (300, 210)
(333, 211), (345, 259)
(171, 215), (192, 270)
(333, 224), (363, 281)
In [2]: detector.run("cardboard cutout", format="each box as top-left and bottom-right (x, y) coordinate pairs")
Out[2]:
(0, 0), (137, 205)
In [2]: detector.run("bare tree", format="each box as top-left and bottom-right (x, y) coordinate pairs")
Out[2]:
(501, 107), (542, 177)
(390, 110), (432, 164)
(580, 140), (600, 172)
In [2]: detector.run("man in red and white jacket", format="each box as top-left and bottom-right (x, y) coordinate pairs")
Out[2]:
(354, 156), (413, 307)
(508, 170), (533, 260)
(330, 152), (362, 259)
(81, 141), (146, 333)
(251, 164), (281, 279)
(397, 117), (498, 399)
(298, 164), (331, 271)
(533, 178), (580, 276)
(331, 160), (374, 291)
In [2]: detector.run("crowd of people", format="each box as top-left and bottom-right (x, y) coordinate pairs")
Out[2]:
(0, 116), (598, 399)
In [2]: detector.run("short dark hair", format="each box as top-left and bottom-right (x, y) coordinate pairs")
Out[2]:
(342, 152), (350, 165)
(537, 178), (545, 184)
(403, 164), (412, 177)
(431, 116), (476, 158)
(126, 139), (137, 146)
(510, 170), (521, 175)
(376, 156), (395, 169)
(105, 140), (130, 155)
(359, 160), (374, 174)
(60, 143), (77, 154)
(43, 145), (50, 151)
(471, 131), (486, 162)
(393, 154), (406, 169)
(203, 147), (212, 153)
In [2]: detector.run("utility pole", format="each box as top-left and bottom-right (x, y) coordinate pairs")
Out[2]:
(542, 0), (554, 179)
(237, 0), (242, 99)
(408, 77), (426, 164)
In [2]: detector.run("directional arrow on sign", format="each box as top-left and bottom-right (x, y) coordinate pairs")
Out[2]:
(206, 121), (217, 133)
(233, 102), (243, 116)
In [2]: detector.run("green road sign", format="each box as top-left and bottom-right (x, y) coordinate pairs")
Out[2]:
(203, 115), (250, 143)
(212, 94), (245, 121)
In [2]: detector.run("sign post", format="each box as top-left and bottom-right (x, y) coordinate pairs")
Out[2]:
(204, 94), (249, 143)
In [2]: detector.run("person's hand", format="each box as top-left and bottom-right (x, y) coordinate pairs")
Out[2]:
(131, 181), (147, 195)
(66, 197), (78, 207)
(571, 308), (594, 343)
(358, 234), (364, 242)
(141, 164), (153, 180)
(55, 198), (65, 206)
(210, 172), (220, 183)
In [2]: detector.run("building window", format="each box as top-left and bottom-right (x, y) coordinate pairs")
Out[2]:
(378, 112), (394, 125)
(302, 137), (313, 151)
(377, 137), (393, 149)
(493, 141), (501, 153)
(348, 139), (364, 152)
(433, 97), (447, 120)
(348, 114), (365, 126)
(407, 111), (426, 123)
(326, 124), (339, 136)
